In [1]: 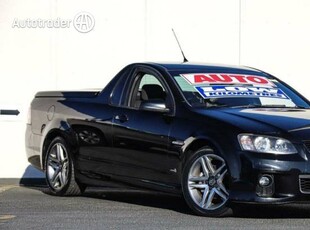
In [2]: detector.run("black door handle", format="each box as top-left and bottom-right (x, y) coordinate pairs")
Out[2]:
(115, 114), (129, 123)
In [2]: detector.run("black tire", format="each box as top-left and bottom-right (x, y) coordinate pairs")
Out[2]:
(182, 147), (231, 217)
(44, 136), (85, 196)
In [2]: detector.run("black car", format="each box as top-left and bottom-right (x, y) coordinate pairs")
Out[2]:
(26, 62), (310, 216)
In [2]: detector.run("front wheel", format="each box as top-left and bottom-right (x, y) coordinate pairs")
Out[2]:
(182, 147), (231, 217)
(45, 137), (85, 196)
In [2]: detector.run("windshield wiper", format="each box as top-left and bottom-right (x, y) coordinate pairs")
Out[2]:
(294, 105), (309, 109)
(204, 100), (310, 109)
(206, 103), (263, 109)
(230, 104), (308, 109)
(216, 104), (259, 109)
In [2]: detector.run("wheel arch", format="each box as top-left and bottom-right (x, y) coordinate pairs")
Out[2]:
(181, 136), (240, 180)
(182, 137), (224, 162)
(41, 127), (79, 170)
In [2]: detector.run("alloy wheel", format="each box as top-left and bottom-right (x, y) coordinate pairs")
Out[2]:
(46, 143), (69, 191)
(187, 153), (229, 211)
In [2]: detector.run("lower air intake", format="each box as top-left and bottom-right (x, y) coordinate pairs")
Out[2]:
(299, 175), (310, 194)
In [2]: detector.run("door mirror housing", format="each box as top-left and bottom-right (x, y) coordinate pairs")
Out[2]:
(140, 100), (170, 113)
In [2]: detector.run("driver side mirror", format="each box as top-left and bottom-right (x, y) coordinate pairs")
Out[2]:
(140, 100), (170, 113)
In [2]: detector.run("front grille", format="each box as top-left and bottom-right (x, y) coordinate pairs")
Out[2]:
(303, 140), (310, 153)
(299, 175), (310, 194)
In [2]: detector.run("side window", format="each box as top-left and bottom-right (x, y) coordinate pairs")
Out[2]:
(129, 73), (167, 108)
(139, 74), (164, 91)
(110, 68), (131, 106)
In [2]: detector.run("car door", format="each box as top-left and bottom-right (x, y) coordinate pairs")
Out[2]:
(73, 66), (133, 175)
(111, 66), (176, 187)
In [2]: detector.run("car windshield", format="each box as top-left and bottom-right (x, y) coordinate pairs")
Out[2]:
(172, 72), (310, 109)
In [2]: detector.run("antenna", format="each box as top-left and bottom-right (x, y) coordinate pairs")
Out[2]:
(172, 29), (188, 63)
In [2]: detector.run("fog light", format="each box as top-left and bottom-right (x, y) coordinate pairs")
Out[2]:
(259, 175), (272, 187)
(256, 174), (274, 197)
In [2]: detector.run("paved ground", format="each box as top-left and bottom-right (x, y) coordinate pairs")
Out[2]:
(1, 182), (310, 229)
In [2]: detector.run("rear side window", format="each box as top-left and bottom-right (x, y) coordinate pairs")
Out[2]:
(110, 68), (131, 106)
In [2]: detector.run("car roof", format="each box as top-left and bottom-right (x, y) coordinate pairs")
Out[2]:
(142, 62), (270, 77)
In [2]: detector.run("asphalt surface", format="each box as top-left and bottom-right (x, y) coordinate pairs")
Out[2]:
(1, 182), (310, 229)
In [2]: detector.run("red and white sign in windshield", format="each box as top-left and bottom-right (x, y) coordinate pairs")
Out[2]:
(180, 73), (275, 87)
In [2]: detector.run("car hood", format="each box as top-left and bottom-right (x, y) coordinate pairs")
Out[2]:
(195, 107), (310, 139)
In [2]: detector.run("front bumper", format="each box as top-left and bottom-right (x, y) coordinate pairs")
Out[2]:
(229, 147), (310, 204)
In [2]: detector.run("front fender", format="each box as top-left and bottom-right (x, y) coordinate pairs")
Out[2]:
(181, 133), (242, 182)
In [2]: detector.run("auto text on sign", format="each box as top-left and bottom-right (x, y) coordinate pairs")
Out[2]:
(180, 73), (275, 86)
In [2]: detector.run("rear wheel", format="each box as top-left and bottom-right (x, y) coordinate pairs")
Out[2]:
(182, 147), (230, 217)
(45, 137), (85, 196)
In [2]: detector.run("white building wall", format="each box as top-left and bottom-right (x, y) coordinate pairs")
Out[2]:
(0, 0), (310, 178)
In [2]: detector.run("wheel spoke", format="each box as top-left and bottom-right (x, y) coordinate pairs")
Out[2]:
(61, 162), (68, 184)
(51, 147), (58, 159)
(51, 180), (58, 188)
(63, 161), (68, 170)
(205, 188), (216, 209)
(200, 158), (209, 178)
(205, 156), (215, 174)
(218, 169), (227, 183)
(215, 187), (228, 201)
(48, 159), (59, 169)
(51, 170), (61, 187)
(57, 144), (66, 162)
(214, 164), (225, 177)
(189, 183), (208, 189)
(47, 165), (55, 181)
(51, 167), (61, 182)
(59, 171), (65, 187)
(56, 144), (61, 161)
(218, 181), (229, 196)
(200, 185), (209, 207)
(217, 168), (228, 194)
(189, 176), (208, 182)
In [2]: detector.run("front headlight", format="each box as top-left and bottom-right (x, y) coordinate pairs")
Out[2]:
(238, 134), (297, 154)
